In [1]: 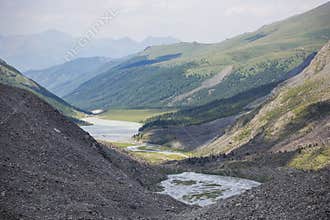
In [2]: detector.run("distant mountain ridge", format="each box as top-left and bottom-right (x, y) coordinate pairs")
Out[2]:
(24, 57), (117, 97)
(0, 30), (180, 70)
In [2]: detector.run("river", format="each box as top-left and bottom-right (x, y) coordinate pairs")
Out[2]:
(81, 117), (187, 157)
(81, 117), (142, 142)
(80, 116), (260, 206)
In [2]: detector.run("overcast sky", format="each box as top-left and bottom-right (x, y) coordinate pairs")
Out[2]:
(0, 0), (328, 43)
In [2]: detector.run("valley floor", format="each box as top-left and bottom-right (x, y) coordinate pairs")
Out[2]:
(1, 83), (329, 220)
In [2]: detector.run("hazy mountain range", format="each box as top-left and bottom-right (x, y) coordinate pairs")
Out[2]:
(24, 57), (118, 97)
(0, 30), (179, 71)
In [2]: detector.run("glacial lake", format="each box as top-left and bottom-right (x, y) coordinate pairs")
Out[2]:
(160, 172), (261, 206)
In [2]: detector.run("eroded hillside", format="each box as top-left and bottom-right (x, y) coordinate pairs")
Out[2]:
(200, 41), (330, 167)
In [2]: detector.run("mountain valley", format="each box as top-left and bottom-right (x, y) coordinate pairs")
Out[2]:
(1, 2), (330, 220)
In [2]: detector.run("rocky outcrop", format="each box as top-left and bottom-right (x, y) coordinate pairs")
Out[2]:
(140, 115), (237, 151)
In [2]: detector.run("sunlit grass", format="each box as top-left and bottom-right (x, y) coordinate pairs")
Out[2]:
(130, 151), (187, 164)
(288, 146), (330, 171)
(97, 140), (135, 149)
(99, 108), (175, 123)
(136, 145), (188, 153)
(100, 140), (188, 164)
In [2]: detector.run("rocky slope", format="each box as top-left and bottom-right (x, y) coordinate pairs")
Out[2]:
(0, 84), (187, 219)
(199, 40), (330, 159)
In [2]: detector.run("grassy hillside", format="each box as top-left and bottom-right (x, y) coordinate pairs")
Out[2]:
(0, 58), (84, 119)
(199, 40), (330, 166)
(140, 52), (315, 130)
(65, 61), (203, 110)
(65, 2), (330, 111)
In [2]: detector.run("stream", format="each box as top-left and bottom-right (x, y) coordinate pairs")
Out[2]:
(126, 144), (188, 157)
(80, 116), (261, 206)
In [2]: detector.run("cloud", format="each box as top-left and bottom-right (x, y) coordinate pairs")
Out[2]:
(0, 0), (328, 43)
(224, 5), (270, 16)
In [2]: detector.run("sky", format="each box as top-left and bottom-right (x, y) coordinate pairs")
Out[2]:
(0, 0), (329, 43)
